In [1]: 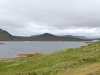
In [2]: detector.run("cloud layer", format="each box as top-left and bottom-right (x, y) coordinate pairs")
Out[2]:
(0, 0), (100, 37)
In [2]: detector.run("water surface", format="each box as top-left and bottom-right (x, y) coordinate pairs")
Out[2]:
(0, 41), (88, 58)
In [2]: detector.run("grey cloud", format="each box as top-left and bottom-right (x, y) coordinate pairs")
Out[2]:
(0, 0), (100, 37)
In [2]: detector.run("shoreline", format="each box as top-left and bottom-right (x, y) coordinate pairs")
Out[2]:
(0, 41), (100, 75)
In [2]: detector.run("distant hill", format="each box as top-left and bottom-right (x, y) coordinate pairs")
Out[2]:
(89, 37), (100, 40)
(29, 33), (91, 41)
(0, 29), (91, 41)
(29, 34), (40, 37)
(61, 35), (88, 39)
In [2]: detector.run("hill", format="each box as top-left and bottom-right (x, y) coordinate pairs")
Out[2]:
(0, 28), (91, 41)
(61, 35), (89, 39)
(0, 42), (100, 75)
(29, 33), (90, 41)
(0, 29), (13, 41)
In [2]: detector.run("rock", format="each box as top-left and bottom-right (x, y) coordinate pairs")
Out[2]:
(0, 43), (5, 44)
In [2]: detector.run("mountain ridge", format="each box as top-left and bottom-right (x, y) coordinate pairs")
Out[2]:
(0, 28), (91, 41)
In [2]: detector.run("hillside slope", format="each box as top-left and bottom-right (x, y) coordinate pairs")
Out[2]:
(0, 29), (13, 41)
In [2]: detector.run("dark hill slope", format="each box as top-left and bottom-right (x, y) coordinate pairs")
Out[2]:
(0, 29), (13, 41)
(0, 29), (91, 41)
(30, 33), (89, 41)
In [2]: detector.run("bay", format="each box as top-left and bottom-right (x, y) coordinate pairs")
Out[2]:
(0, 41), (88, 58)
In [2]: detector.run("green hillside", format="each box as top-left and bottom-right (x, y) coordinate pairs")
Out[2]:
(0, 42), (100, 75)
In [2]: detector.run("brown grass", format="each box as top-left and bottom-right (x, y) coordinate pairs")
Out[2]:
(17, 52), (44, 58)
(60, 63), (100, 75)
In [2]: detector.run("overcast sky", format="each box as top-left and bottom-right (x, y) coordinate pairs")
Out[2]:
(0, 0), (100, 37)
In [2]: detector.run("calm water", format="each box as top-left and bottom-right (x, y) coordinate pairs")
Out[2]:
(0, 41), (88, 58)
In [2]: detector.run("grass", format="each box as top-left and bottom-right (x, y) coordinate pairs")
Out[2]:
(0, 42), (100, 75)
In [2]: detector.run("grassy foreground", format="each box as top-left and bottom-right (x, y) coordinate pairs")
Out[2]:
(0, 42), (100, 75)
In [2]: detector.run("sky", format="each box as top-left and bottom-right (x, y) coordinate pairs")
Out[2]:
(0, 0), (100, 37)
